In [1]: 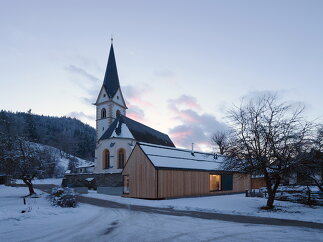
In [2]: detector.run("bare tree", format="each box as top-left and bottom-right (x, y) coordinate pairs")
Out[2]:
(211, 130), (229, 155)
(294, 126), (323, 191)
(225, 94), (312, 208)
(0, 135), (46, 195)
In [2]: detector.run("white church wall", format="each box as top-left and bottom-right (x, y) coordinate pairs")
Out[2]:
(96, 87), (109, 104)
(97, 103), (110, 139)
(111, 103), (126, 120)
(94, 138), (135, 174)
(112, 88), (127, 107)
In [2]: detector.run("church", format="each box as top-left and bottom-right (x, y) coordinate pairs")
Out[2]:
(90, 42), (252, 198)
(63, 42), (252, 197)
(94, 42), (175, 175)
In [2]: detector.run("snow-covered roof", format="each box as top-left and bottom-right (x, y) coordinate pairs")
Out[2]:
(138, 142), (226, 171)
(110, 122), (134, 139)
(100, 115), (175, 147)
(76, 163), (95, 169)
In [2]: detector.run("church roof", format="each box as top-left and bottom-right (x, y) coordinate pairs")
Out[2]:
(103, 44), (120, 98)
(100, 115), (175, 147)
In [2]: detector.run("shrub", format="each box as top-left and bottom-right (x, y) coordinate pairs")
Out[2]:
(50, 187), (77, 207)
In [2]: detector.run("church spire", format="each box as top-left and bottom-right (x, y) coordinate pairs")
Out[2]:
(103, 41), (120, 98)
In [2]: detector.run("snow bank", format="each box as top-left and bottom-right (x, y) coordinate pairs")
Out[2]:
(84, 192), (323, 223)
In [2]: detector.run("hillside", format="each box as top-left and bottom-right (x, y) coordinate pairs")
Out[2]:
(5, 141), (94, 179)
(33, 142), (93, 172)
(0, 110), (96, 161)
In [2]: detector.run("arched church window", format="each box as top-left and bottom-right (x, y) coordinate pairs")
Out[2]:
(102, 149), (110, 169)
(118, 148), (126, 169)
(116, 110), (121, 117)
(101, 108), (106, 119)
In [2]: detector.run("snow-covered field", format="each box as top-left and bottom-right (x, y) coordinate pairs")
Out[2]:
(84, 191), (323, 223)
(1, 186), (322, 242)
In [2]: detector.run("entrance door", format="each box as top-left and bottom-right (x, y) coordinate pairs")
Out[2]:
(123, 175), (129, 194)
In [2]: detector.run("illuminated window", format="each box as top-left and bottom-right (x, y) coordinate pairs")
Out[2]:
(118, 149), (126, 169)
(102, 149), (110, 169)
(101, 108), (107, 119)
(209, 174), (221, 191)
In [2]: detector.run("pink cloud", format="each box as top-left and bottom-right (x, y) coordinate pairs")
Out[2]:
(169, 95), (201, 110)
(130, 96), (153, 108)
(171, 129), (193, 142)
(168, 102), (200, 124)
(168, 95), (228, 150)
(123, 85), (154, 108)
(126, 103), (146, 123)
(176, 110), (200, 124)
(127, 112), (146, 123)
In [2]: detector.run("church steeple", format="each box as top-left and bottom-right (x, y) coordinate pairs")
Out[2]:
(103, 43), (120, 98)
(95, 41), (127, 141)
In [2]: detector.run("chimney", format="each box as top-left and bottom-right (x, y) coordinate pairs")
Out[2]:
(191, 143), (195, 156)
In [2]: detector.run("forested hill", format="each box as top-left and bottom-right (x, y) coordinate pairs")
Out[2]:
(0, 110), (96, 161)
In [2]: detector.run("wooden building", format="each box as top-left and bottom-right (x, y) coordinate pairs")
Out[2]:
(122, 142), (251, 199)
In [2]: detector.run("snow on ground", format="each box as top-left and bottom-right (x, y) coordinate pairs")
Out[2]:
(84, 192), (323, 223)
(0, 186), (322, 242)
(14, 178), (63, 185)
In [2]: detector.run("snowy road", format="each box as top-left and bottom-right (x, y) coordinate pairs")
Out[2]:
(1, 186), (323, 242)
(28, 184), (323, 229)
(78, 195), (323, 230)
(15, 207), (323, 242)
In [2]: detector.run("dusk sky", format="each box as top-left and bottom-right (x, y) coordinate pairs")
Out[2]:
(1, 1), (322, 151)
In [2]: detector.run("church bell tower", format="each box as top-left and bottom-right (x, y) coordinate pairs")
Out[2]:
(95, 40), (127, 141)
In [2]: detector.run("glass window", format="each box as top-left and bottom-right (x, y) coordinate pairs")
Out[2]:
(118, 149), (126, 169)
(102, 149), (110, 169)
(210, 174), (221, 191)
(101, 108), (107, 119)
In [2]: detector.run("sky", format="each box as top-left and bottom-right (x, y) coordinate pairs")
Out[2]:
(0, 1), (322, 151)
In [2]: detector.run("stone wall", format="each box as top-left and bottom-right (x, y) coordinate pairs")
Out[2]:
(62, 173), (123, 189)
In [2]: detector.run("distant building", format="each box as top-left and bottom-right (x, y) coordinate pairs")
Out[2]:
(0, 173), (11, 185)
(76, 164), (95, 174)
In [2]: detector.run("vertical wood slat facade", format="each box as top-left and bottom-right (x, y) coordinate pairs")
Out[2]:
(157, 170), (208, 198)
(122, 145), (157, 198)
(123, 145), (252, 199)
(157, 170), (250, 198)
(251, 177), (267, 189)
